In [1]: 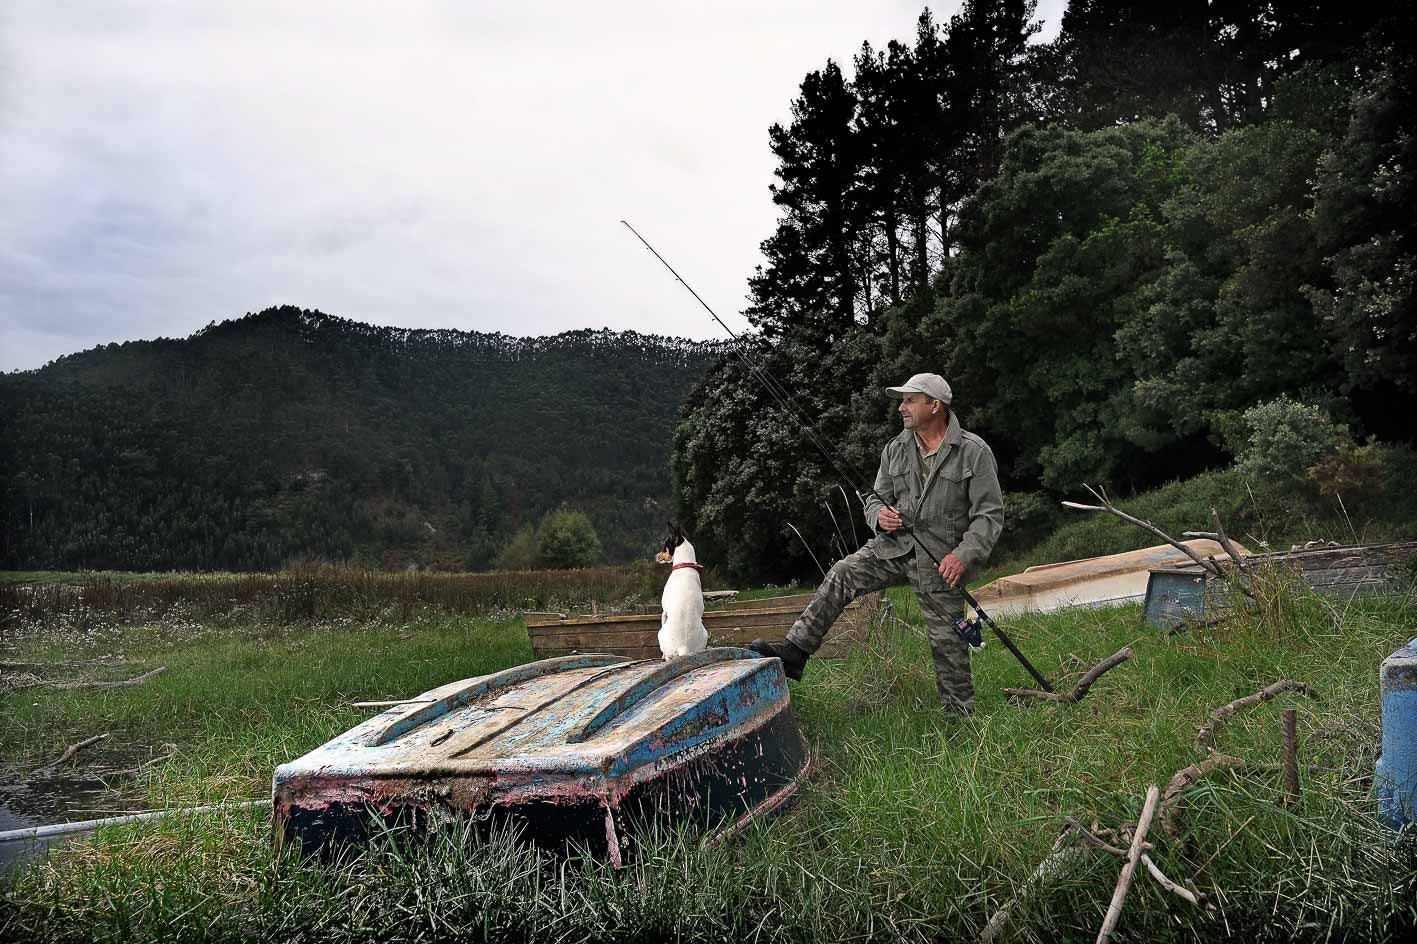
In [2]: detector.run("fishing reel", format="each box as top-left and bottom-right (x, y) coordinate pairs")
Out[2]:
(951, 615), (985, 650)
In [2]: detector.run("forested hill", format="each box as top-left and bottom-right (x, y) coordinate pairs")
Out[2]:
(0, 306), (724, 571)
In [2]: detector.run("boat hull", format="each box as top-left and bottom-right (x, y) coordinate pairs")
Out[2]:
(272, 649), (809, 863)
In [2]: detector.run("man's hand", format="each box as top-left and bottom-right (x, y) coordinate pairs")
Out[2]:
(938, 553), (965, 588)
(877, 505), (903, 532)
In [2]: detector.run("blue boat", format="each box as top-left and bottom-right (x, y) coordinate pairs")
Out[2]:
(272, 648), (809, 864)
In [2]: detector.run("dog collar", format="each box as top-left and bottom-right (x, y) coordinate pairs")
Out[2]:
(671, 562), (704, 571)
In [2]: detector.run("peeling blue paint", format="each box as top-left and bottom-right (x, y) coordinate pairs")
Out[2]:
(1378, 638), (1417, 832)
(272, 647), (808, 858)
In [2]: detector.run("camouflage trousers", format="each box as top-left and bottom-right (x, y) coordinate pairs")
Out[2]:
(785, 544), (974, 713)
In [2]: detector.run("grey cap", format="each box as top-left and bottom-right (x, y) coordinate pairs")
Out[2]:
(885, 372), (952, 405)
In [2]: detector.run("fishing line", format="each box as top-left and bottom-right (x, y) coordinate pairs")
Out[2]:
(620, 221), (870, 495)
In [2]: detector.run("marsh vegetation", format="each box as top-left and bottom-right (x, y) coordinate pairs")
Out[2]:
(2, 565), (1413, 942)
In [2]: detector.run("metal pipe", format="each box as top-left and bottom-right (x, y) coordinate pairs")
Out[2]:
(0, 800), (266, 843)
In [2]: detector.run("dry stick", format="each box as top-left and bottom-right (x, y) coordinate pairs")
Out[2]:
(0, 657), (124, 671)
(980, 824), (1089, 944)
(1063, 485), (1224, 578)
(1195, 680), (1317, 749)
(1063, 818), (1208, 908)
(1140, 855), (1211, 910)
(1158, 752), (1247, 838)
(44, 666), (168, 692)
(30, 733), (109, 778)
(102, 751), (176, 779)
(1210, 508), (1251, 578)
(1004, 647), (1133, 703)
(1281, 708), (1301, 807)
(1096, 785), (1161, 944)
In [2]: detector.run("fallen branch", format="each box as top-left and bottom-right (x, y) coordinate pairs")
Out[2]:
(45, 666), (168, 692)
(1005, 647), (1132, 704)
(30, 733), (109, 778)
(1159, 752), (1247, 837)
(101, 751), (176, 780)
(1096, 785), (1161, 944)
(1063, 485), (1223, 578)
(0, 657), (125, 671)
(1064, 486), (1254, 599)
(1195, 680), (1317, 749)
(1210, 508), (1251, 579)
(980, 824), (1090, 944)
(1065, 818), (1210, 909)
(1140, 854), (1210, 909)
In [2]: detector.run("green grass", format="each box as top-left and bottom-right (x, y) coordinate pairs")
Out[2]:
(3, 571), (1415, 942)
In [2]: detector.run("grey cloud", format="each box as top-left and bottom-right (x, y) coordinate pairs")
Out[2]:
(1, 0), (1067, 373)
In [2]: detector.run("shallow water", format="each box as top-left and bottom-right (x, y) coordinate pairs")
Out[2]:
(0, 773), (148, 871)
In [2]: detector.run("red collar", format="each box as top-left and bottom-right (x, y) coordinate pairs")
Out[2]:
(671, 561), (704, 571)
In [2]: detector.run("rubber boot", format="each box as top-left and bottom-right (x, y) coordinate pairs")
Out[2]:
(746, 637), (810, 681)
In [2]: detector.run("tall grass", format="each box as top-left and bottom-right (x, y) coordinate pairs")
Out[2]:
(0, 561), (688, 632)
(2, 577), (1415, 942)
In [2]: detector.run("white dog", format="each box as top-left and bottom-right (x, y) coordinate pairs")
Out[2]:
(654, 522), (708, 659)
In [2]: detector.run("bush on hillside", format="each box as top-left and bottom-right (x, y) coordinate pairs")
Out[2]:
(493, 526), (539, 571)
(537, 510), (603, 570)
(994, 490), (1066, 560)
(1238, 396), (1346, 485)
(1306, 439), (1387, 498)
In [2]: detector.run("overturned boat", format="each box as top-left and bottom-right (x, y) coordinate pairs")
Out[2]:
(968, 540), (1250, 618)
(272, 648), (809, 864)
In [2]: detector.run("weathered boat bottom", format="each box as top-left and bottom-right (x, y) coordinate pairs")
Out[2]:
(275, 704), (809, 863)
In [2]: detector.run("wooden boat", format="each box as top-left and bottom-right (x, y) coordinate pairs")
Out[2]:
(1143, 541), (1417, 629)
(525, 590), (881, 661)
(968, 540), (1249, 618)
(272, 648), (809, 863)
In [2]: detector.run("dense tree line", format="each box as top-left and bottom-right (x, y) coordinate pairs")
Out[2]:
(675, 2), (1417, 580)
(0, 307), (720, 571)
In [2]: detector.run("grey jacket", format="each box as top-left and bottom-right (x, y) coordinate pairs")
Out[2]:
(860, 411), (1004, 574)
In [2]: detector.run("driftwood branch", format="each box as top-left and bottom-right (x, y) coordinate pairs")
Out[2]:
(1096, 785), (1161, 944)
(982, 808), (1212, 941)
(1195, 680), (1317, 749)
(1159, 752), (1247, 837)
(1004, 647), (1132, 704)
(30, 733), (109, 778)
(0, 657), (125, 671)
(43, 666), (168, 692)
(980, 824), (1090, 944)
(1140, 855), (1210, 909)
(1210, 508), (1251, 579)
(102, 750), (176, 780)
(1063, 485), (1224, 578)
(1064, 486), (1254, 598)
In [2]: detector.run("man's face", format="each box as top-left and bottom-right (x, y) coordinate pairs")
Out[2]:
(897, 392), (940, 429)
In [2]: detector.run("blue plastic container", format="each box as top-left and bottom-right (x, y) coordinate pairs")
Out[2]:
(1377, 637), (1417, 831)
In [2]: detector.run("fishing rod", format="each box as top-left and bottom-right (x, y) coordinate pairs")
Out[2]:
(622, 221), (1053, 693)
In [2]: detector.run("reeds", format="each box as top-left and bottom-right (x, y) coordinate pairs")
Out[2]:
(0, 562), (670, 631)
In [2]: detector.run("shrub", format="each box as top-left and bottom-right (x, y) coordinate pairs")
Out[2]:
(537, 509), (604, 570)
(493, 525), (539, 571)
(1238, 396), (1346, 486)
(1307, 439), (1386, 497)
(994, 490), (1065, 558)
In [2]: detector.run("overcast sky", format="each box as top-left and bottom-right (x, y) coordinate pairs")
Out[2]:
(0, 1), (1065, 373)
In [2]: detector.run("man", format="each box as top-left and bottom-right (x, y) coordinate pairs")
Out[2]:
(747, 372), (1003, 714)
